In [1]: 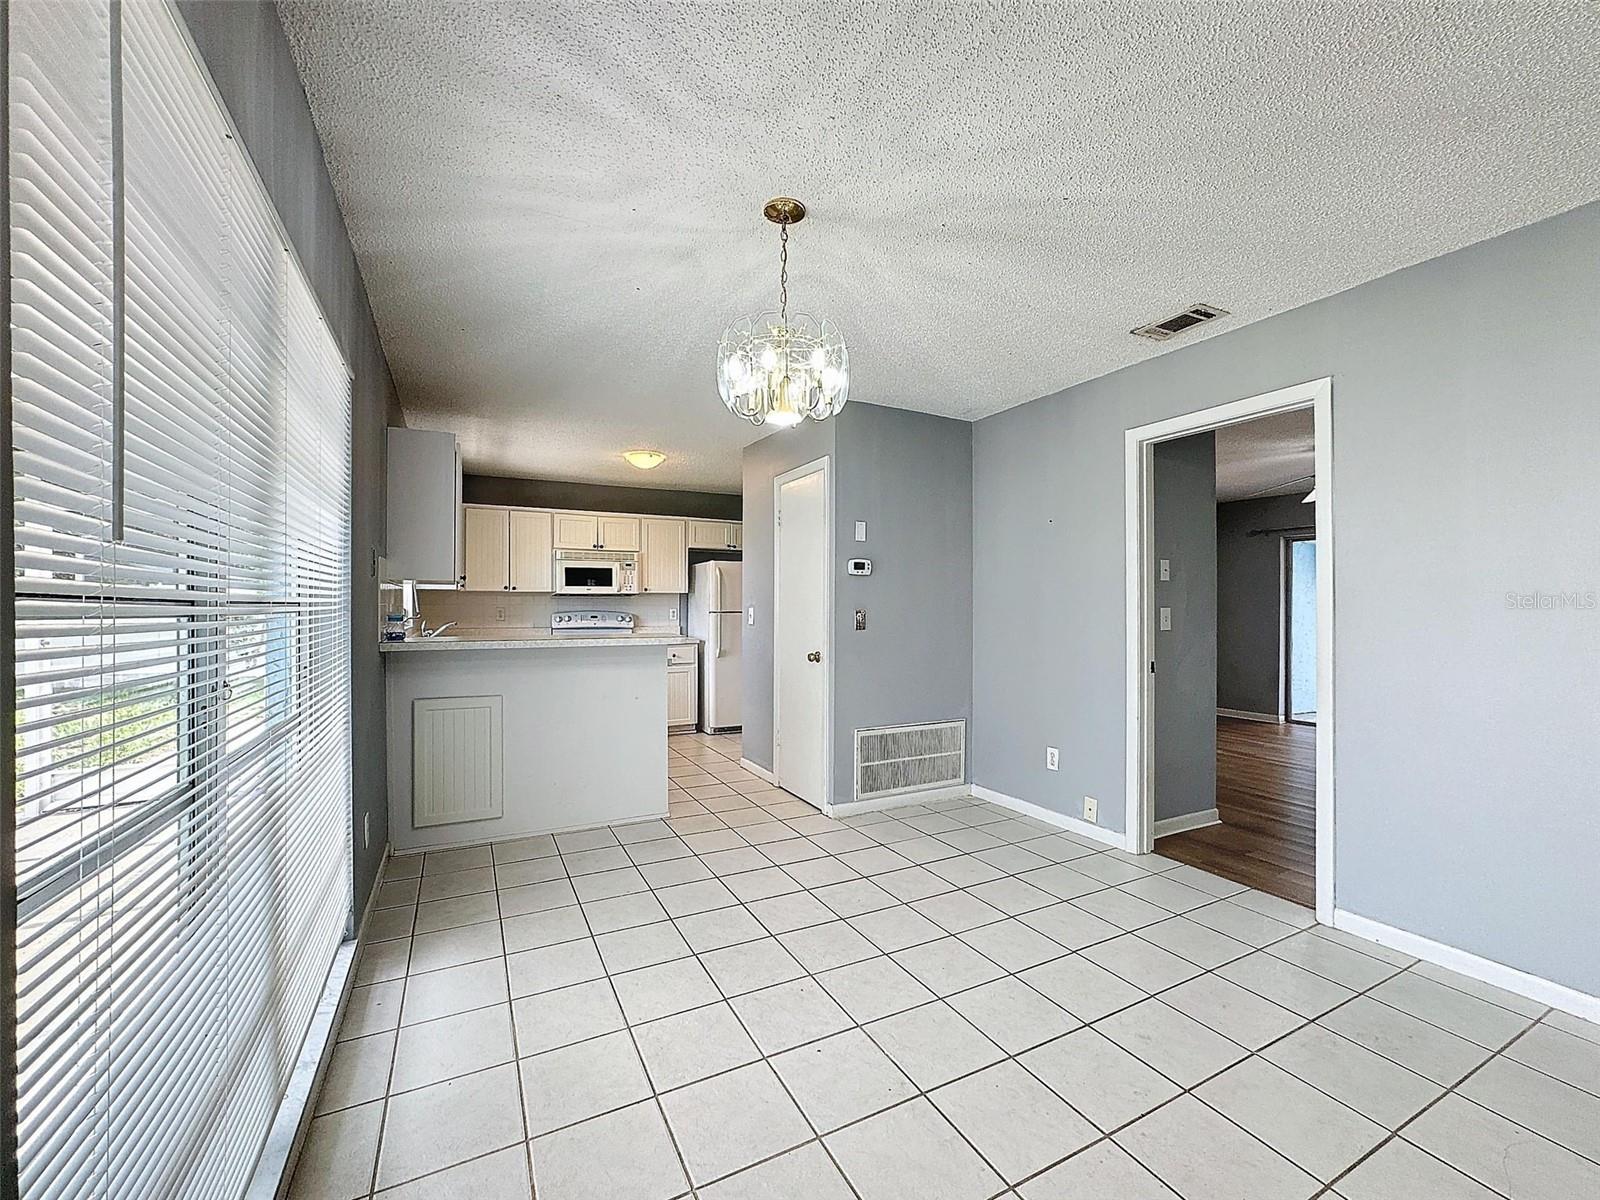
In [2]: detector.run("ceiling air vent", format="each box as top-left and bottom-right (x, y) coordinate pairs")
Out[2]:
(1131, 303), (1229, 341)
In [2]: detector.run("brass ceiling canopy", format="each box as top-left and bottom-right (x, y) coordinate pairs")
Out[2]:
(762, 196), (807, 226)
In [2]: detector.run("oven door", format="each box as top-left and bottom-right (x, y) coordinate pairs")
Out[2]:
(556, 560), (621, 594)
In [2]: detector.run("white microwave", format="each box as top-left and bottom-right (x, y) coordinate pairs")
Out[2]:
(554, 550), (638, 595)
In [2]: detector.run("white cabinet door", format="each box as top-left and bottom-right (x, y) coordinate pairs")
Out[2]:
(667, 663), (697, 728)
(553, 513), (599, 549)
(508, 509), (553, 592)
(641, 518), (687, 593)
(687, 520), (740, 549)
(726, 521), (742, 550)
(597, 515), (640, 551)
(462, 506), (510, 591)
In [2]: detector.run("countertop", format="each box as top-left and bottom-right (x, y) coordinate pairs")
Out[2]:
(380, 629), (699, 653)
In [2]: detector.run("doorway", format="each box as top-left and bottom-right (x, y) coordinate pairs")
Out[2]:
(774, 458), (831, 809)
(1126, 377), (1334, 921)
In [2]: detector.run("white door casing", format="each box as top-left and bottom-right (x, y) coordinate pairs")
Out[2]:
(775, 459), (831, 808)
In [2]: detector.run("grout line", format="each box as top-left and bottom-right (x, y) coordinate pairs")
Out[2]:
(313, 745), (1580, 1198)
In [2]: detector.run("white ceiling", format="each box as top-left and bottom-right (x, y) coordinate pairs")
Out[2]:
(1214, 409), (1314, 503)
(277, 1), (1600, 491)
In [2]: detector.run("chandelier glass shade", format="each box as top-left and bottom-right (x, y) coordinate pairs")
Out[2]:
(718, 310), (849, 427)
(717, 198), (849, 427)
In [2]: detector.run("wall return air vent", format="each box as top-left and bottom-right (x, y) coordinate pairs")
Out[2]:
(855, 720), (966, 802)
(1131, 303), (1229, 341)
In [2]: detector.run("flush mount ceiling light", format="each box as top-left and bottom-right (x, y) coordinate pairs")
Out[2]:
(623, 449), (667, 470)
(717, 197), (849, 428)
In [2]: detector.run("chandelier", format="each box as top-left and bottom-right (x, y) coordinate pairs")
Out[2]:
(717, 197), (849, 427)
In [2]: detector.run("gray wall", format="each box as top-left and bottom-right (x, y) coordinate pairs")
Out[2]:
(180, 1), (400, 917)
(1152, 433), (1217, 823)
(833, 406), (974, 803)
(1217, 494), (1315, 715)
(464, 474), (741, 519)
(741, 404), (975, 803)
(740, 419), (835, 774)
(973, 201), (1600, 995)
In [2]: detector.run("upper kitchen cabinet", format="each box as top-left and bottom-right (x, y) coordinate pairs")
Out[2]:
(462, 506), (509, 591)
(385, 428), (462, 583)
(552, 513), (599, 550)
(687, 520), (743, 550)
(509, 509), (553, 591)
(640, 518), (687, 594)
(463, 505), (554, 591)
(598, 516), (640, 551)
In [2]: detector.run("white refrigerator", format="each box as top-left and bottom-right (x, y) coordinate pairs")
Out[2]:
(688, 561), (742, 733)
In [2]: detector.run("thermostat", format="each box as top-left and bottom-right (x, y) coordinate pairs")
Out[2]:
(847, 558), (873, 576)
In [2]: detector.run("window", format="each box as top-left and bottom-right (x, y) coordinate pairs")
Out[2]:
(8, 2), (354, 1196)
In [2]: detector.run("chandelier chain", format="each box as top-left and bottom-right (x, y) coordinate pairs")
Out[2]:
(778, 223), (789, 327)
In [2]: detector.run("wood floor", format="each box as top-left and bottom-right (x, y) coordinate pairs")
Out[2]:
(1157, 717), (1316, 907)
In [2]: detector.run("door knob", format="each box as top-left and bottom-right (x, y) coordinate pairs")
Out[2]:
(807, 650), (822, 663)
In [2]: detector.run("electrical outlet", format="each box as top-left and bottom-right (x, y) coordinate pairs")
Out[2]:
(1083, 795), (1098, 822)
(1159, 606), (1173, 631)
(1159, 558), (1171, 582)
(363, 812), (370, 848)
(855, 609), (867, 631)
(668, 607), (677, 621)
(494, 606), (507, 623)
(1046, 746), (1059, 771)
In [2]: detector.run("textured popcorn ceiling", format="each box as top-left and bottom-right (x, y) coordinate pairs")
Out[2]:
(277, 1), (1600, 490)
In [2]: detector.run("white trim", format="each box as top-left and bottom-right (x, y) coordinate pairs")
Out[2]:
(1154, 808), (1221, 837)
(827, 784), (971, 818)
(1217, 707), (1283, 724)
(772, 456), (834, 810)
(738, 757), (778, 785)
(1334, 909), (1600, 1024)
(971, 785), (1130, 851)
(1125, 375), (1336, 923)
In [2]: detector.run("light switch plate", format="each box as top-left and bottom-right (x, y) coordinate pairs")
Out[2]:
(1159, 558), (1171, 581)
(854, 520), (867, 542)
(747, 607), (755, 626)
(855, 609), (867, 631)
(1159, 606), (1173, 631)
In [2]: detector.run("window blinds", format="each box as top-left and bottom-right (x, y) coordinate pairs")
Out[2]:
(8, 1), (354, 1196)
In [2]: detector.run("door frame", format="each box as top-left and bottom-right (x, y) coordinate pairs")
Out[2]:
(773, 456), (834, 810)
(1124, 376), (1335, 922)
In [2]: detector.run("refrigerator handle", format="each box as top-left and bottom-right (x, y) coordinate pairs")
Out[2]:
(710, 564), (722, 613)
(707, 618), (718, 661)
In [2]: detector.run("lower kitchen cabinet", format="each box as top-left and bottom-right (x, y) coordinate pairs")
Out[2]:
(667, 647), (698, 731)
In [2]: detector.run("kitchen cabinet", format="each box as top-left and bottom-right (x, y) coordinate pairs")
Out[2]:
(385, 428), (462, 583)
(553, 513), (599, 550)
(598, 516), (640, 551)
(462, 506), (509, 592)
(667, 646), (698, 730)
(687, 520), (742, 550)
(508, 510), (553, 591)
(640, 518), (688, 594)
(553, 512), (640, 551)
(463, 505), (553, 592)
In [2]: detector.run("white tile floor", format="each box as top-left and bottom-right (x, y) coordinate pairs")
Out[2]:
(290, 732), (1600, 1200)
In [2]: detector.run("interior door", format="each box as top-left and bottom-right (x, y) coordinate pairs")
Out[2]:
(776, 466), (827, 806)
(462, 507), (509, 591)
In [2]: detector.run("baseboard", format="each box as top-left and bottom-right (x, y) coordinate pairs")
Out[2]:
(1154, 808), (1220, 837)
(970, 784), (1130, 851)
(739, 757), (778, 785)
(247, 848), (390, 1200)
(1217, 707), (1283, 723)
(1333, 908), (1600, 1024)
(828, 784), (972, 818)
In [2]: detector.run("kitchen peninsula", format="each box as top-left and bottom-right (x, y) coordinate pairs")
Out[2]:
(381, 628), (697, 853)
